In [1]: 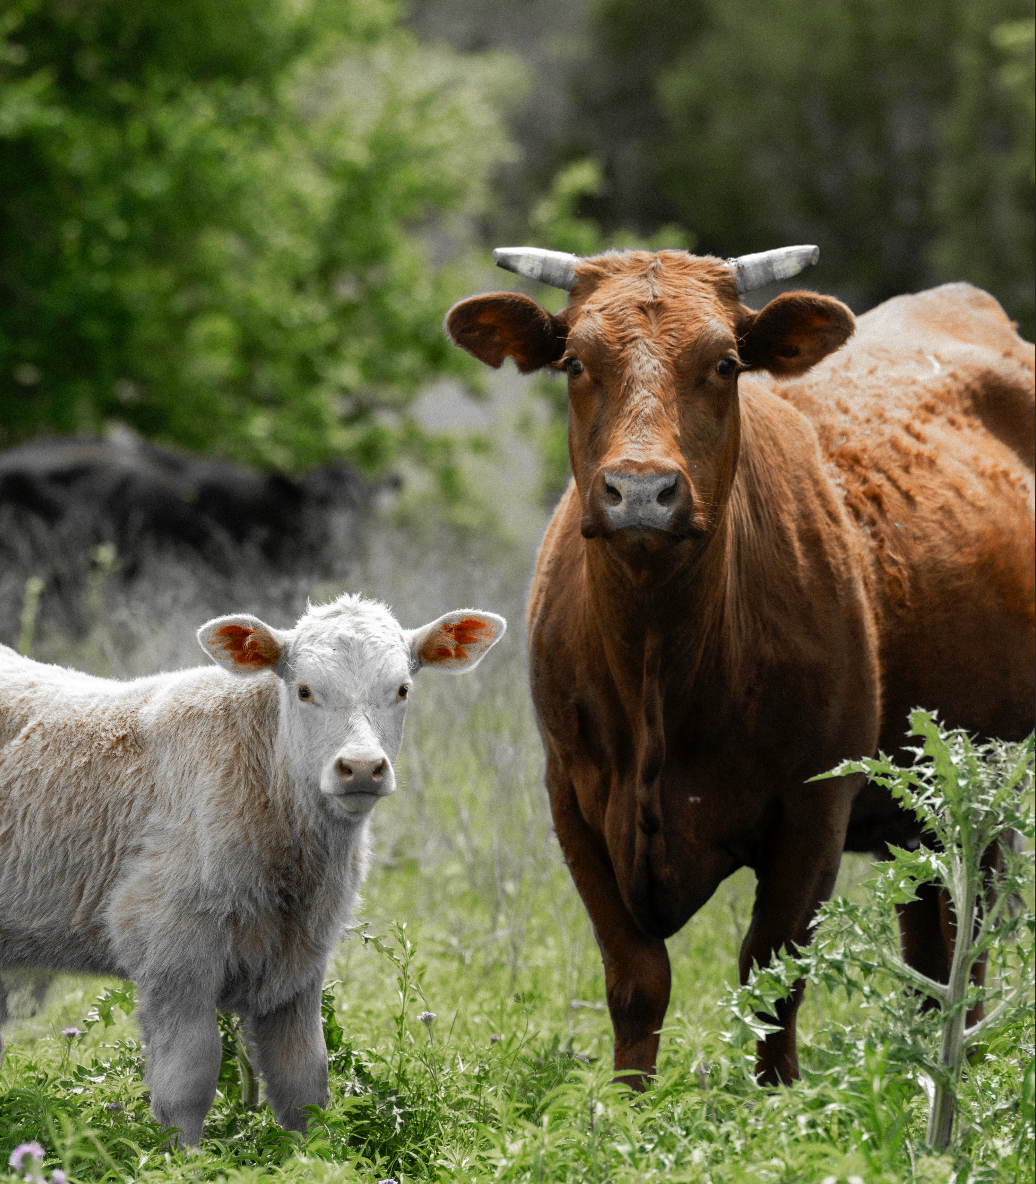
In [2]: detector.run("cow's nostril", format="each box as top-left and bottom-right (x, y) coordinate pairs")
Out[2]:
(656, 482), (677, 506)
(372, 759), (386, 781)
(335, 758), (352, 779)
(604, 482), (622, 506)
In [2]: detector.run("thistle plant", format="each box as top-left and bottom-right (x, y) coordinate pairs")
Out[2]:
(723, 711), (1034, 1153)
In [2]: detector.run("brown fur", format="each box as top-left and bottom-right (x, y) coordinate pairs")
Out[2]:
(446, 252), (1034, 1086)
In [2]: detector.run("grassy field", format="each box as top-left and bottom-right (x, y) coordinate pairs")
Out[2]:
(2, 526), (1033, 1184)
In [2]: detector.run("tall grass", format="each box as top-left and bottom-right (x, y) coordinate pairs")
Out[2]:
(2, 522), (1033, 1183)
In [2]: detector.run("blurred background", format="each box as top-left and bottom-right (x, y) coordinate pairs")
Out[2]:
(2, 1), (1032, 542)
(0, 0), (1033, 1117)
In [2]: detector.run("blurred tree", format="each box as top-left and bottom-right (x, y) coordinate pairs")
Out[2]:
(577, 0), (1034, 335)
(0, 0), (522, 475)
(404, 0), (594, 243)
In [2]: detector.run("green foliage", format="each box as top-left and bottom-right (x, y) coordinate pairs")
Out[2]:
(726, 710), (1035, 1158)
(0, 0), (520, 475)
(582, 0), (1035, 336)
(82, 982), (135, 1032)
(992, 17), (1035, 184)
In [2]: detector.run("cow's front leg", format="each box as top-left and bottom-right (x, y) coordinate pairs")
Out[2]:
(137, 987), (222, 1147)
(602, 913), (671, 1086)
(739, 785), (851, 1085)
(550, 767), (671, 1088)
(243, 978), (329, 1131)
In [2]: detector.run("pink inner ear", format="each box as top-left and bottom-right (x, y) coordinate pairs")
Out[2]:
(420, 617), (492, 665)
(210, 624), (279, 667)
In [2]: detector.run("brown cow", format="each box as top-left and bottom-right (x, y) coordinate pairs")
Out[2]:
(445, 246), (1035, 1086)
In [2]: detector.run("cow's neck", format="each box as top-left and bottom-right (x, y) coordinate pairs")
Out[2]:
(584, 517), (732, 724)
(580, 530), (735, 918)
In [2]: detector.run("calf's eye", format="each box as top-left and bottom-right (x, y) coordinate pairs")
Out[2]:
(566, 357), (584, 376)
(715, 357), (738, 376)
(297, 684), (312, 701)
(397, 684), (409, 701)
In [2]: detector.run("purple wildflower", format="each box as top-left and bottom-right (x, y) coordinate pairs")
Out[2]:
(8, 1145), (44, 1171)
(52, 1171), (67, 1184)
(61, 1027), (80, 1039)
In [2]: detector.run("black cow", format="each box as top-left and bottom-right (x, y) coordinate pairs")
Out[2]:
(0, 436), (385, 645)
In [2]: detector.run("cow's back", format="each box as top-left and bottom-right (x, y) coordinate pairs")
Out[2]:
(776, 283), (1034, 766)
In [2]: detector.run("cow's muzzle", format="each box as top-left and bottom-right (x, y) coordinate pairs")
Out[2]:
(583, 468), (699, 540)
(323, 755), (396, 815)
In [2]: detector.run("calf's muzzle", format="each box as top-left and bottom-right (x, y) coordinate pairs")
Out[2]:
(325, 754), (395, 814)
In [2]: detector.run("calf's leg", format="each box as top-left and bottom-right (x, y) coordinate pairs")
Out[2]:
(137, 991), (221, 1147)
(244, 979), (329, 1131)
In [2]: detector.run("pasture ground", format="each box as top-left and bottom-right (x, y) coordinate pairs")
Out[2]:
(2, 520), (1033, 1184)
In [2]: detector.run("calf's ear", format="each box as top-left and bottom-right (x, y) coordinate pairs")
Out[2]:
(738, 292), (854, 377)
(445, 292), (567, 373)
(198, 614), (288, 674)
(407, 610), (506, 674)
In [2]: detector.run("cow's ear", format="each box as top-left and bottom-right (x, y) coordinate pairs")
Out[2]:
(738, 292), (854, 377)
(445, 293), (567, 373)
(406, 610), (506, 674)
(198, 614), (288, 675)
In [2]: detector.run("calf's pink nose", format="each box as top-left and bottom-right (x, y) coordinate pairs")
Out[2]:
(334, 757), (388, 793)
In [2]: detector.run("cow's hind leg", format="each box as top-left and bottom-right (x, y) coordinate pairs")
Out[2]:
(895, 837), (1003, 1027)
(243, 978), (329, 1131)
(896, 881), (951, 1001)
(137, 989), (222, 1147)
(740, 786), (852, 1085)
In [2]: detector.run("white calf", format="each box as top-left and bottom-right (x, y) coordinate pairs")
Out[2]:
(0, 594), (504, 1145)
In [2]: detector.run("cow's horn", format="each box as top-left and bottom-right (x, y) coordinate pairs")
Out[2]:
(727, 245), (820, 294)
(493, 247), (580, 290)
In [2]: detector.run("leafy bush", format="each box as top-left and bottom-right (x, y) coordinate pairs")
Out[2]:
(0, 0), (521, 475)
(726, 710), (1034, 1165)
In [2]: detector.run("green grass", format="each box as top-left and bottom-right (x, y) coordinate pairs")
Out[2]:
(2, 532), (1033, 1183)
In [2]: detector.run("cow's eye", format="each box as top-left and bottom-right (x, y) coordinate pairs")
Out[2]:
(397, 684), (410, 701)
(715, 357), (738, 376)
(297, 684), (312, 701)
(566, 357), (584, 376)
